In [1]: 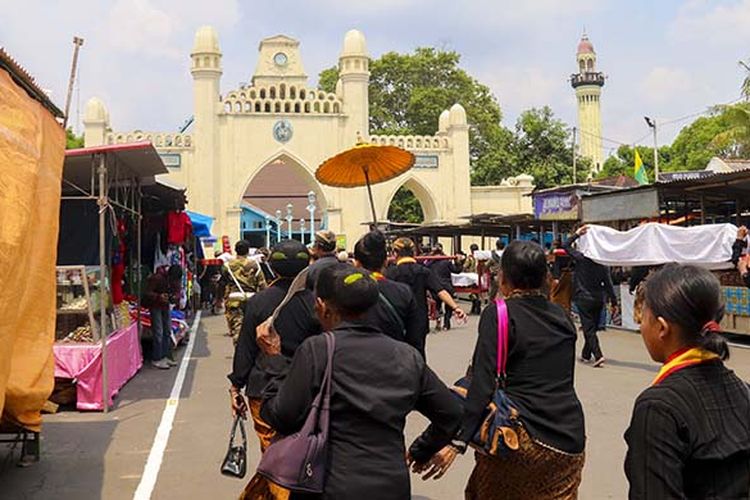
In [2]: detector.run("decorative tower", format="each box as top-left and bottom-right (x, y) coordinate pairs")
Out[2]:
(447, 103), (472, 219)
(571, 33), (605, 172)
(82, 97), (109, 147)
(190, 26), (222, 220)
(338, 30), (370, 145)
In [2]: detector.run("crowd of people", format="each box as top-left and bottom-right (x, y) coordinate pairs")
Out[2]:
(213, 225), (749, 499)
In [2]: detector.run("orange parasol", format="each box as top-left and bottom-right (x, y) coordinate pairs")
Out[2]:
(316, 141), (415, 224)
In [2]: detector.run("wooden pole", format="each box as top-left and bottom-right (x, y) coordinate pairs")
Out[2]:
(363, 167), (378, 225)
(98, 155), (109, 413)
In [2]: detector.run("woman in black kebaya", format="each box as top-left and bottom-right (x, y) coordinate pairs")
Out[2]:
(625, 264), (750, 499)
(260, 264), (462, 499)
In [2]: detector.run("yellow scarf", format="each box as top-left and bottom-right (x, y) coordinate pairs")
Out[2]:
(396, 257), (417, 265)
(651, 347), (719, 386)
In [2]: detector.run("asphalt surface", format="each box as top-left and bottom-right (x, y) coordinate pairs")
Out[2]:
(2, 313), (749, 500)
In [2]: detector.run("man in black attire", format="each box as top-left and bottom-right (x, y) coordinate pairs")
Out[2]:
(353, 230), (422, 353)
(305, 230), (339, 290)
(228, 240), (321, 454)
(563, 225), (617, 367)
(385, 238), (466, 357)
(429, 244), (464, 330)
(260, 265), (462, 499)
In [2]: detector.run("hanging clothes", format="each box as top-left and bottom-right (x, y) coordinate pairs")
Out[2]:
(166, 210), (192, 245)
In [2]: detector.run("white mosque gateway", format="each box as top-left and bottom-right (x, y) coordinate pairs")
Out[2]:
(83, 28), (533, 245)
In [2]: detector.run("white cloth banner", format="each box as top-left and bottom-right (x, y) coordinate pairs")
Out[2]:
(452, 273), (478, 287)
(577, 223), (738, 268)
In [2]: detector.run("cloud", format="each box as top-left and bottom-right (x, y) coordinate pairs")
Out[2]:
(104, 0), (241, 59)
(106, 0), (180, 58)
(476, 65), (565, 124)
(668, 0), (750, 47)
(638, 66), (696, 105)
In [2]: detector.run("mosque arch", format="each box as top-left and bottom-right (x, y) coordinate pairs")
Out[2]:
(383, 176), (439, 223)
(237, 152), (329, 240)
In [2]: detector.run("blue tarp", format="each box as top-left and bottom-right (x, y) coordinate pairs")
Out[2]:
(187, 210), (214, 238)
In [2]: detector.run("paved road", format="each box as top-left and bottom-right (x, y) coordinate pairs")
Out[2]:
(2, 313), (749, 500)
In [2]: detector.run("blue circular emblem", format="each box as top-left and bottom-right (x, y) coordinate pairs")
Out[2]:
(273, 120), (293, 143)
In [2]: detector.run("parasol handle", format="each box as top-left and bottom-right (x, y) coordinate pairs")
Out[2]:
(362, 165), (378, 226)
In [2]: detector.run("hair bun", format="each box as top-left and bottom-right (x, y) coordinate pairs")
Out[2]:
(364, 230), (385, 250)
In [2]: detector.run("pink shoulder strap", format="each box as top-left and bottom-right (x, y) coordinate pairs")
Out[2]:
(495, 298), (509, 377)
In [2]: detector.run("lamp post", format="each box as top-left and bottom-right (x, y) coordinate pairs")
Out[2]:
(307, 191), (316, 244)
(286, 203), (294, 239)
(264, 216), (271, 248)
(275, 209), (282, 242)
(644, 116), (659, 182)
(299, 218), (306, 243)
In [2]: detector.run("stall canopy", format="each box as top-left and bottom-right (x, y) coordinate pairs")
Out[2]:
(581, 166), (750, 225)
(59, 142), (172, 412)
(187, 210), (214, 238)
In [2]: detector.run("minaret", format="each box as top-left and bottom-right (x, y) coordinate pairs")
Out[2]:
(338, 29), (370, 145)
(190, 26), (222, 220)
(82, 97), (109, 147)
(571, 33), (605, 172)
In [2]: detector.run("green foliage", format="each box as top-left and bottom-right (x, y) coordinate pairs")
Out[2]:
(668, 111), (734, 170)
(712, 102), (750, 157)
(318, 67), (339, 95)
(599, 145), (671, 181)
(387, 186), (424, 223)
(66, 128), (84, 149)
(511, 106), (590, 188)
(318, 48), (513, 181)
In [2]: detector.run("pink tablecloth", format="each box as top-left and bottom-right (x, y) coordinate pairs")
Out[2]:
(53, 323), (142, 410)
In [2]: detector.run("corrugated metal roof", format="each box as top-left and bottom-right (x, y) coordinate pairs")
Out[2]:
(0, 47), (64, 118)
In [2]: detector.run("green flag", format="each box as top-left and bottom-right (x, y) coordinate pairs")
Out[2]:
(634, 149), (648, 185)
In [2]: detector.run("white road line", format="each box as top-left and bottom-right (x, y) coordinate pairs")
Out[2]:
(133, 311), (202, 500)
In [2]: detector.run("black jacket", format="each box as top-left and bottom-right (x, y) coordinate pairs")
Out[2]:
(563, 234), (616, 305)
(228, 278), (321, 398)
(261, 322), (462, 500)
(625, 361), (750, 499)
(458, 296), (586, 454)
(385, 260), (445, 341)
(430, 258), (462, 295)
(365, 277), (423, 355)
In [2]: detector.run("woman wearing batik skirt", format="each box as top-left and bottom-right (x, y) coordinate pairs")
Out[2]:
(412, 241), (586, 499)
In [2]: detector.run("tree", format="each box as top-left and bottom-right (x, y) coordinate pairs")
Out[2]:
(66, 128), (84, 149)
(511, 107), (591, 188)
(599, 145), (670, 181)
(665, 111), (734, 170)
(387, 186), (424, 223)
(712, 102), (750, 158)
(318, 48), (515, 181)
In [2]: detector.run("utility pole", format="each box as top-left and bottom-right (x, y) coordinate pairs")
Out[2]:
(63, 36), (84, 129)
(644, 116), (659, 181)
(572, 126), (578, 184)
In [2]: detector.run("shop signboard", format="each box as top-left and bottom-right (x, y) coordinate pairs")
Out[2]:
(533, 191), (579, 221)
(582, 187), (660, 223)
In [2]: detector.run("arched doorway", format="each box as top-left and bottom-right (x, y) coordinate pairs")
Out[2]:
(387, 186), (424, 223)
(384, 177), (439, 223)
(241, 154), (327, 247)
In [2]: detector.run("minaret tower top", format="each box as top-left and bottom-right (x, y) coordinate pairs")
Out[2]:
(571, 32), (605, 172)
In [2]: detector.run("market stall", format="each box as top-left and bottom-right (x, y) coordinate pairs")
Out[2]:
(580, 169), (750, 335)
(54, 142), (186, 411)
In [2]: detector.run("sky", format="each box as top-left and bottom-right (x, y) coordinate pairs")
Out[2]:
(2, 0), (750, 159)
